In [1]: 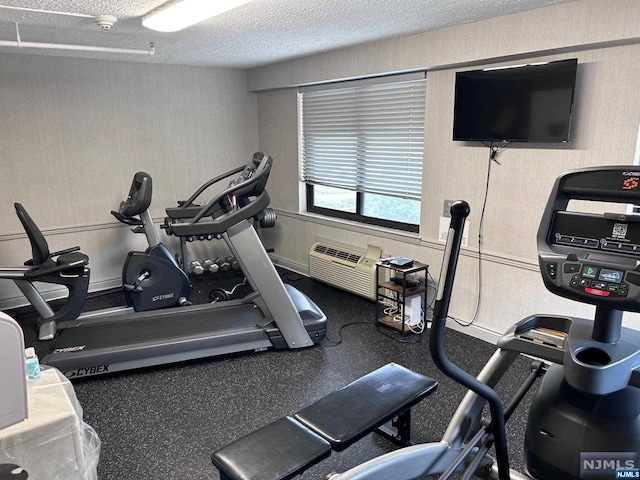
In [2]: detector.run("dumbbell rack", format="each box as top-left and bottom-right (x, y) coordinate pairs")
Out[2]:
(170, 213), (275, 277)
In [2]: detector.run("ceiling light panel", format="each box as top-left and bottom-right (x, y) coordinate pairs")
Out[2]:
(142, 0), (253, 33)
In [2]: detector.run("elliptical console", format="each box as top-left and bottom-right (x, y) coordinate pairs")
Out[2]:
(538, 166), (640, 315)
(523, 166), (640, 479)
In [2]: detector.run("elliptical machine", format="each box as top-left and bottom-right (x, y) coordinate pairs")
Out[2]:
(2, 171), (191, 340)
(324, 166), (640, 480)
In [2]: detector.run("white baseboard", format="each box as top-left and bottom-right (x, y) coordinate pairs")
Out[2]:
(444, 320), (501, 345)
(270, 253), (309, 277)
(269, 252), (502, 345)
(0, 277), (122, 313)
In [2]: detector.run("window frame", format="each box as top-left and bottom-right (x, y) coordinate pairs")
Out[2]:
(306, 184), (419, 232)
(299, 73), (426, 233)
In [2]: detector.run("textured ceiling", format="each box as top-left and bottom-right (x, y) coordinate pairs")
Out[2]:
(0, 0), (577, 68)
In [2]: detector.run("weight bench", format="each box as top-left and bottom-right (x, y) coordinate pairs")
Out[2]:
(212, 363), (438, 480)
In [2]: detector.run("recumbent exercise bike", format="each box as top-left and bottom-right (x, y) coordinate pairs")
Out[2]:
(1, 171), (190, 341)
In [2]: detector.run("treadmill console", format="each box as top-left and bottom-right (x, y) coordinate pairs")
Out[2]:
(227, 152), (272, 201)
(538, 167), (640, 312)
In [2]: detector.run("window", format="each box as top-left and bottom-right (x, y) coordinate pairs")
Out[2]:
(298, 73), (426, 232)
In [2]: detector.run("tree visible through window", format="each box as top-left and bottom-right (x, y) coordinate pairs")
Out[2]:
(298, 74), (426, 232)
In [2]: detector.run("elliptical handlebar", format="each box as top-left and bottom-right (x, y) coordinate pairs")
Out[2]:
(429, 201), (511, 480)
(432, 201), (469, 321)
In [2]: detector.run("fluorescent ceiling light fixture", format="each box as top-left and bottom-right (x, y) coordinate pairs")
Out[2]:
(142, 0), (253, 32)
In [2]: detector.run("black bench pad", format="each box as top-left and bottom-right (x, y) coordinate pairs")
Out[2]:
(212, 417), (331, 480)
(294, 363), (437, 450)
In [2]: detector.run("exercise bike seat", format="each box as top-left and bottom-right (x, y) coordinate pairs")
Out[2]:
(54, 251), (89, 267)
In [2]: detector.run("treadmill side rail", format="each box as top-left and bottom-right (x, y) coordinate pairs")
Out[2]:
(224, 220), (321, 348)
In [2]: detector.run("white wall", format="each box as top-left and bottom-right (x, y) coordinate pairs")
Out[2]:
(247, 0), (640, 91)
(0, 53), (258, 308)
(253, 0), (640, 340)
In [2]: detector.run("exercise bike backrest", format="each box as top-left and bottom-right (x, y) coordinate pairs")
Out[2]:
(111, 172), (152, 226)
(14, 203), (51, 266)
(12, 203), (87, 279)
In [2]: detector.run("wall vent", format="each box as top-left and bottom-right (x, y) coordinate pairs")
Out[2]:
(309, 242), (381, 300)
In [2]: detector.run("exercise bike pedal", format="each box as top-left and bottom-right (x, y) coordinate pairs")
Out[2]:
(123, 283), (143, 293)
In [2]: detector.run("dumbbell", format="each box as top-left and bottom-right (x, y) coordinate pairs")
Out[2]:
(202, 259), (220, 273)
(189, 260), (204, 275)
(214, 257), (231, 272)
(220, 256), (233, 272)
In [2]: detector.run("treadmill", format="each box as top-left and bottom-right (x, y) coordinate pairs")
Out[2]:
(40, 152), (327, 378)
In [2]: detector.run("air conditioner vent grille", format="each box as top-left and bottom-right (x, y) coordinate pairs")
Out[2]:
(313, 244), (362, 264)
(309, 242), (379, 300)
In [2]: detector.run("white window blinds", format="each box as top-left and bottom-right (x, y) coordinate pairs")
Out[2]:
(298, 74), (426, 201)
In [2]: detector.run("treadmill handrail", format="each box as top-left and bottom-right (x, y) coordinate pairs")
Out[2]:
(169, 191), (271, 237)
(177, 165), (245, 211)
(190, 160), (272, 224)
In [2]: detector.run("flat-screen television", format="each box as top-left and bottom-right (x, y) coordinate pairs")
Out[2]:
(453, 58), (578, 143)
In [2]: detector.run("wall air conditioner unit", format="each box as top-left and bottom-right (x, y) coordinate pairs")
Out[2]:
(309, 241), (381, 300)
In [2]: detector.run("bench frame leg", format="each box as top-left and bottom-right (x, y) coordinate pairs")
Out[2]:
(375, 408), (413, 447)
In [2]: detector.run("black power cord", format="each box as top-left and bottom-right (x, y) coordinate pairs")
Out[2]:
(483, 140), (511, 164)
(375, 323), (424, 344)
(449, 142), (508, 327)
(322, 321), (372, 347)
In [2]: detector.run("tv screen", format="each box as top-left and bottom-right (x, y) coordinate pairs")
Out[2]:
(453, 59), (578, 143)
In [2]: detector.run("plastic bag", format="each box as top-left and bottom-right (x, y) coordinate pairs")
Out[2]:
(0, 366), (100, 480)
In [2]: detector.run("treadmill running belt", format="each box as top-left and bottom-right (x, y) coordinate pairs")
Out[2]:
(55, 304), (265, 350)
